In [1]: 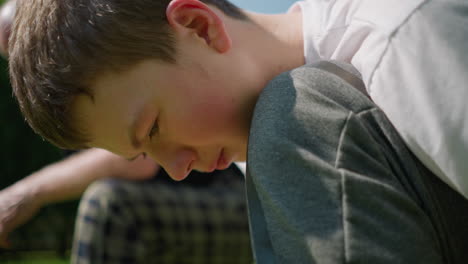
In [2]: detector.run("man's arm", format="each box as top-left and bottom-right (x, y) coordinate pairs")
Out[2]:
(0, 148), (159, 248)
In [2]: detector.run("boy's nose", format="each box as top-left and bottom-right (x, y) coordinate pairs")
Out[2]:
(148, 147), (197, 181)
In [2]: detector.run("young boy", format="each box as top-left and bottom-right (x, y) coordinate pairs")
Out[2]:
(8, 0), (468, 262)
(0, 1), (252, 263)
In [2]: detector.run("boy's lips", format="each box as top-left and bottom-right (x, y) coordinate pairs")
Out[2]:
(208, 148), (231, 172)
(216, 148), (231, 170)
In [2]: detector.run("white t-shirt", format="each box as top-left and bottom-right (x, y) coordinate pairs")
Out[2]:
(290, 0), (468, 199)
(236, 162), (247, 175)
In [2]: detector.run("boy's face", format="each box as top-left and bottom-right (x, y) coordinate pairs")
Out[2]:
(74, 56), (256, 181)
(73, 0), (268, 180)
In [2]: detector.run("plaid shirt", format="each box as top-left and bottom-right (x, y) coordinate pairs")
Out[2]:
(71, 165), (252, 264)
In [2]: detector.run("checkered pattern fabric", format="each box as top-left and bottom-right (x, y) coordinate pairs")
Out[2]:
(71, 166), (252, 264)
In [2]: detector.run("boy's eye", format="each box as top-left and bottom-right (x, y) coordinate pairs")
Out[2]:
(149, 120), (159, 140)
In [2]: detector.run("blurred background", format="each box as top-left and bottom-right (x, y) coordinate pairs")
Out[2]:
(0, 0), (297, 263)
(232, 0), (296, 13)
(0, 0), (75, 261)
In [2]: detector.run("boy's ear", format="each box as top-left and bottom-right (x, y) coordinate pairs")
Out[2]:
(166, 0), (231, 53)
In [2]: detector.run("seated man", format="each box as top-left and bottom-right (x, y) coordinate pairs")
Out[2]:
(0, 1), (252, 263)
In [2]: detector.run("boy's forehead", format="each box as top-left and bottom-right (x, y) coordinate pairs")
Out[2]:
(69, 93), (97, 146)
(73, 61), (168, 149)
(72, 92), (135, 154)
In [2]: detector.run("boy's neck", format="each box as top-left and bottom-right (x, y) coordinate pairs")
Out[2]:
(244, 8), (305, 78)
(213, 6), (306, 111)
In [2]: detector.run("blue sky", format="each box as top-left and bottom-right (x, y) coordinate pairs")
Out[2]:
(230, 0), (298, 14)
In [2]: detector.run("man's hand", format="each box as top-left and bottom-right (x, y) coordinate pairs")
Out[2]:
(0, 185), (41, 248)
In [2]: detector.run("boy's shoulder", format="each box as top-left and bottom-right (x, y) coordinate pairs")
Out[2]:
(248, 62), (374, 167)
(250, 62), (371, 134)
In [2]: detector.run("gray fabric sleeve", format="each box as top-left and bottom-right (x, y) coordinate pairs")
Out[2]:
(246, 64), (445, 264)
